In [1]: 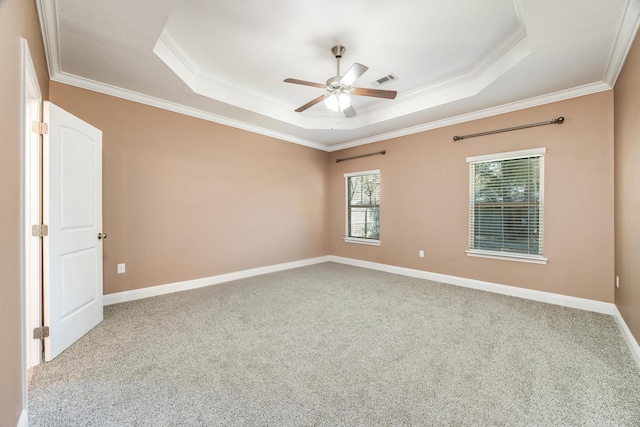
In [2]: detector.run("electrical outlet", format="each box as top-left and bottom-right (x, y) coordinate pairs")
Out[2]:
(117, 263), (125, 274)
(616, 275), (620, 288)
(419, 250), (424, 258)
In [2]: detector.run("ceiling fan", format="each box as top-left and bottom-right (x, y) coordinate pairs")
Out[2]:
(284, 45), (397, 117)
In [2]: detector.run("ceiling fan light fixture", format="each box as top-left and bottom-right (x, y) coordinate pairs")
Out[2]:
(284, 45), (397, 116)
(325, 92), (351, 112)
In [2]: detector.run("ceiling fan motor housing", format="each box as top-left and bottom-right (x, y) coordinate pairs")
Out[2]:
(326, 76), (344, 90)
(331, 45), (346, 58)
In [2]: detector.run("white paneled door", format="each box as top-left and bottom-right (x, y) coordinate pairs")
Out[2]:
(43, 102), (104, 361)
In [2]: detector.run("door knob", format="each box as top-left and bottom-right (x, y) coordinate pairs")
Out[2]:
(98, 232), (108, 240)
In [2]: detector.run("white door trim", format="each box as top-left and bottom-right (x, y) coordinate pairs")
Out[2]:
(21, 37), (43, 415)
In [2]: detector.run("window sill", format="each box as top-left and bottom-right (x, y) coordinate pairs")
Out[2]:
(344, 237), (381, 246)
(466, 250), (548, 264)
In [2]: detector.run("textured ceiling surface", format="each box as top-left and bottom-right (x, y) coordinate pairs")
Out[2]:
(37, 0), (640, 150)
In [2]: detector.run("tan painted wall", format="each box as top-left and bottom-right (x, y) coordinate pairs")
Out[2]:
(328, 92), (615, 303)
(0, 0), (50, 424)
(49, 82), (329, 295)
(47, 86), (616, 305)
(614, 32), (640, 344)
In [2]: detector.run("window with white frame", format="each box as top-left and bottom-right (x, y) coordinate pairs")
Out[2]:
(344, 170), (380, 245)
(466, 148), (547, 263)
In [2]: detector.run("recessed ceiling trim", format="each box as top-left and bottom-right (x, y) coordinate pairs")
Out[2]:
(155, 29), (307, 128)
(352, 34), (530, 127)
(155, 28), (296, 114)
(153, 29), (201, 88)
(196, 71), (303, 124)
(401, 25), (528, 101)
(154, 22), (529, 132)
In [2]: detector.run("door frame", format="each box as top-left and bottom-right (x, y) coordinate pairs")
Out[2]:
(21, 37), (43, 407)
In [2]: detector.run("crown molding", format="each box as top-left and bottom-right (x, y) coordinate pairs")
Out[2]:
(36, 0), (61, 79)
(326, 81), (611, 152)
(48, 71), (611, 154)
(49, 72), (328, 151)
(603, 0), (640, 86)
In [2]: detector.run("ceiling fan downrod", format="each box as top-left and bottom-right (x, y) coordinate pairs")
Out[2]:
(327, 45), (346, 89)
(332, 45), (345, 76)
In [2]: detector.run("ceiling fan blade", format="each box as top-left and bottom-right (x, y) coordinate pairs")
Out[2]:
(340, 63), (368, 86)
(352, 87), (397, 99)
(284, 78), (326, 89)
(295, 94), (330, 112)
(343, 105), (356, 118)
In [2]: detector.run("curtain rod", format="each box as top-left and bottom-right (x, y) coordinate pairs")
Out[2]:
(453, 117), (564, 141)
(336, 150), (386, 163)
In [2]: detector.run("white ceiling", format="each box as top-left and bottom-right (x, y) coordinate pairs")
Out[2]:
(37, 0), (640, 151)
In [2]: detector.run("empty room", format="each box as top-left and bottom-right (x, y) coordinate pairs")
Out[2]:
(3, 0), (640, 425)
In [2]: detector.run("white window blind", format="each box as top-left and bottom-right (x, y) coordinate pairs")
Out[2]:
(345, 170), (380, 243)
(467, 148), (545, 262)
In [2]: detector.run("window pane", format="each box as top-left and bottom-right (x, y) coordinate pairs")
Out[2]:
(347, 173), (380, 240)
(470, 155), (542, 256)
(349, 207), (379, 239)
(473, 205), (539, 253)
(349, 174), (380, 206)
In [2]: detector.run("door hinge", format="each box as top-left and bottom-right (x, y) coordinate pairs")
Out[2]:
(31, 224), (49, 237)
(31, 121), (48, 135)
(33, 326), (50, 340)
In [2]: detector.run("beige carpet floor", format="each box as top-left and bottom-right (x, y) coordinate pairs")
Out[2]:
(29, 262), (640, 426)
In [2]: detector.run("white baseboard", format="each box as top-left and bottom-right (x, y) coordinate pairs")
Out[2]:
(613, 306), (640, 368)
(103, 256), (331, 306)
(104, 255), (614, 313)
(17, 409), (27, 427)
(327, 256), (615, 315)
(328, 256), (640, 368)
(102, 254), (640, 369)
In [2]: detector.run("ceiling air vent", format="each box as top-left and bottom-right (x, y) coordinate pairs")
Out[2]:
(375, 73), (398, 86)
